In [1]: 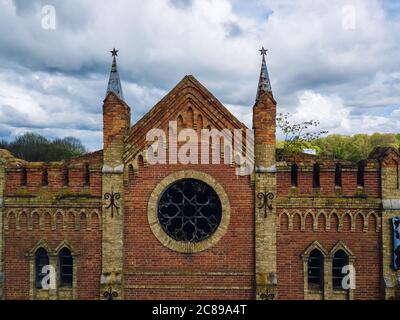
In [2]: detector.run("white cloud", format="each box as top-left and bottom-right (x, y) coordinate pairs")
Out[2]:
(289, 90), (400, 137)
(0, 0), (399, 150)
(290, 91), (351, 133)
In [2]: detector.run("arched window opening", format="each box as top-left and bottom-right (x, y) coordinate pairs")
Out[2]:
(63, 167), (69, 187)
(35, 248), (49, 289)
(312, 163), (320, 188)
(332, 250), (349, 290)
(21, 167), (27, 186)
(291, 164), (298, 187)
(335, 163), (342, 187)
(84, 164), (90, 186)
(59, 248), (73, 288)
(128, 164), (134, 181)
(308, 249), (323, 290)
(42, 168), (48, 186)
(138, 155), (144, 167)
(357, 161), (365, 187)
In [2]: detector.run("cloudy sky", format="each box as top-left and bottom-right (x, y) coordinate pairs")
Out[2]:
(0, 0), (399, 150)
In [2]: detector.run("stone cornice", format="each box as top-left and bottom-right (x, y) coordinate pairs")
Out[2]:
(276, 197), (381, 209)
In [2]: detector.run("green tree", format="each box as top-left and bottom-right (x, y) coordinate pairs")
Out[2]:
(277, 112), (328, 156)
(314, 133), (398, 162)
(0, 132), (87, 162)
(395, 134), (400, 149)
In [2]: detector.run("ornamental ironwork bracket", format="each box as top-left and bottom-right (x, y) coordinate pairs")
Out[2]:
(104, 188), (121, 218)
(260, 290), (275, 300)
(103, 285), (118, 300)
(257, 192), (274, 218)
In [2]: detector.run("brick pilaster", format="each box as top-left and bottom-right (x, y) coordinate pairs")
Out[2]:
(101, 93), (130, 299)
(0, 156), (4, 299)
(379, 149), (400, 299)
(253, 91), (278, 300)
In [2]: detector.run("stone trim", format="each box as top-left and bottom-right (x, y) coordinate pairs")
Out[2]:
(0, 161), (5, 299)
(302, 241), (327, 300)
(383, 199), (400, 210)
(302, 241), (356, 300)
(125, 271), (252, 276)
(26, 239), (79, 300)
(125, 284), (252, 290)
(3, 208), (102, 231)
(147, 170), (231, 254)
(276, 197), (382, 209)
(278, 209), (381, 233)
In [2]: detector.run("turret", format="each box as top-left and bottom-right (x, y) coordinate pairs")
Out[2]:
(101, 49), (130, 299)
(253, 47), (278, 300)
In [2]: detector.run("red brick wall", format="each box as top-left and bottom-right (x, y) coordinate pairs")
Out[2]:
(253, 92), (276, 146)
(123, 162), (255, 300)
(277, 169), (381, 197)
(277, 209), (382, 300)
(3, 209), (102, 300)
(103, 93), (130, 150)
(5, 151), (103, 197)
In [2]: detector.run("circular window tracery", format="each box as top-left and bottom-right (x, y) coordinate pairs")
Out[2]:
(157, 179), (222, 243)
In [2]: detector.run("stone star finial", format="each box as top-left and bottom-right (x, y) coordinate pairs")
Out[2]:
(110, 48), (119, 57)
(259, 47), (268, 56)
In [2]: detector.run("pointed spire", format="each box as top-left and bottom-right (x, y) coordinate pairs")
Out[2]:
(106, 48), (124, 100)
(256, 47), (272, 101)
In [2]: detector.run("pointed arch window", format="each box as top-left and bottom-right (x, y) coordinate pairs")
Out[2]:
(332, 250), (349, 289)
(335, 163), (342, 187)
(35, 248), (49, 289)
(312, 163), (320, 188)
(59, 248), (73, 288)
(291, 164), (298, 187)
(308, 249), (324, 290)
(357, 161), (365, 187)
(128, 164), (134, 182)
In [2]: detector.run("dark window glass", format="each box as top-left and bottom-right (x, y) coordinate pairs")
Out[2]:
(63, 167), (69, 186)
(313, 163), (320, 188)
(291, 164), (298, 187)
(357, 162), (365, 187)
(335, 164), (342, 187)
(59, 248), (73, 287)
(157, 179), (222, 243)
(332, 250), (349, 289)
(84, 164), (90, 186)
(21, 167), (27, 186)
(35, 248), (49, 289)
(308, 249), (323, 290)
(42, 168), (48, 186)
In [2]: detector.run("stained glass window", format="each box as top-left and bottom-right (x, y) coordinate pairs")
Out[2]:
(157, 179), (222, 243)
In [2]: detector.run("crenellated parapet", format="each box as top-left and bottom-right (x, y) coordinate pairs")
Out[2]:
(277, 153), (381, 198)
(3, 150), (103, 200)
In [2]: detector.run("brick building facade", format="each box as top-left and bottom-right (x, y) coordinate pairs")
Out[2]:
(0, 49), (399, 300)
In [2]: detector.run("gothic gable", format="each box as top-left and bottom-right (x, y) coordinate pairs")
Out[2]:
(124, 75), (248, 162)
